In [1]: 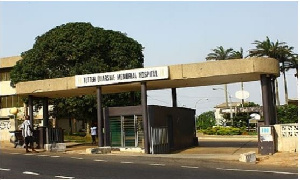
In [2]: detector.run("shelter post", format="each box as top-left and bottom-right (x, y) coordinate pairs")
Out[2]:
(28, 95), (34, 128)
(97, 86), (104, 147)
(172, 88), (177, 107)
(42, 97), (49, 127)
(270, 76), (278, 124)
(261, 74), (277, 125)
(141, 82), (150, 154)
(103, 107), (110, 146)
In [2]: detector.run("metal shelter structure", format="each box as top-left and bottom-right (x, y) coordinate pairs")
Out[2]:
(15, 57), (280, 154)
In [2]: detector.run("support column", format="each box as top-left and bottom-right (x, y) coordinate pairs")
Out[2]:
(103, 107), (110, 146)
(43, 97), (49, 127)
(270, 76), (278, 125)
(141, 82), (150, 154)
(171, 88), (177, 107)
(261, 74), (274, 125)
(97, 86), (104, 147)
(28, 95), (34, 128)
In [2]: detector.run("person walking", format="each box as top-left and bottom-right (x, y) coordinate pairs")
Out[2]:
(90, 123), (97, 145)
(20, 115), (38, 153)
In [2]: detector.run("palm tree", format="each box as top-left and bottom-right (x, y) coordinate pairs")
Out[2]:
(206, 46), (234, 61)
(290, 54), (298, 78)
(248, 36), (296, 105)
(206, 46), (235, 110)
(229, 48), (246, 106)
(230, 47), (243, 59)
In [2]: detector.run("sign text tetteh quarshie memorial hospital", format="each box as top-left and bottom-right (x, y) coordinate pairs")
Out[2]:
(75, 66), (169, 87)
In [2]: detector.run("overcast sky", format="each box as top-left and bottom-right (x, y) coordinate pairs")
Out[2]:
(0, 1), (298, 115)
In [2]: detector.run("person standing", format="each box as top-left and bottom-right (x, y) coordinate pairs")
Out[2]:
(90, 123), (97, 145)
(20, 115), (38, 153)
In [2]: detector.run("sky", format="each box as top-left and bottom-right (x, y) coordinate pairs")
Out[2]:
(0, 1), (298, 115)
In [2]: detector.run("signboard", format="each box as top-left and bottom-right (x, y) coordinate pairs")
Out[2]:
(260, 127), (271, 135)
(260, 127), (273, 142)
(75, 66), (169, 87)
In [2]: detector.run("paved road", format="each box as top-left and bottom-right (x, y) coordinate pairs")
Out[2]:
(0, 150), (298, 179)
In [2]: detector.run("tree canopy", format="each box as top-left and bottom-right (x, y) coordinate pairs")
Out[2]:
(248, 36), (297, 104)
(205, 46), (234, 60)
(11, 22), (144, 85)
(10, 22), (144, 123)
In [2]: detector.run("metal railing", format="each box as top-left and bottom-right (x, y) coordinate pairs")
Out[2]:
(46, 128), (64, 144)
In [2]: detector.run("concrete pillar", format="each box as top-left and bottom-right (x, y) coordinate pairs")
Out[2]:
(43, 97), (49, 127)
(141, 82), (150, 154)
(97, 86), (104, 147)
(171, 88), (177, 107)
(270, 76), (278, 125)
(28, 95), (34, 128)
(260, 74), (277, 125)
(103, 107), (110, 146)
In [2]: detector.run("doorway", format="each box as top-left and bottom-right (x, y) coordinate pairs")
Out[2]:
(110, 115), (143, 147)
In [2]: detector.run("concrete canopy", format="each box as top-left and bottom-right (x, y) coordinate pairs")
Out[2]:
(15, 57), (279, 98)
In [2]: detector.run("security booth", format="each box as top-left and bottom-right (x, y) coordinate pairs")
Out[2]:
(103, 105), (197, 154)
(258, 125), (276, 155)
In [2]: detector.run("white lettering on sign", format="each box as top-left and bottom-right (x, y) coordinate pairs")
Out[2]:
(75, 66), (169, 87)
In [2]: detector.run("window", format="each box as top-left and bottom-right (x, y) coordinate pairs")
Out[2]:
(0, 95), (23, 108)
(0, 70), (11, 81)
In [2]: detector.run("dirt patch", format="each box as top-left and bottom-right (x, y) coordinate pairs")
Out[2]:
(257, 152), (298, 167)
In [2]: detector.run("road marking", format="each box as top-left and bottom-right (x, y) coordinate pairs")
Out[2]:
(121, 161), (133, 164)
(37, 154), (49, 157)
(24, 154), (34, 156)
(94, 159), (107, 162)
(149, 164), (165, 166)
(181, 166), (199, 169)
(23, 171), (40, 175)
(51, 155), (60, 158)
(216, 168), (298, 175)
(0, 168), (11, 171)
(55, 175), (75, 179)
(10, 153), (20, 155)
(71, 157), (83, 160)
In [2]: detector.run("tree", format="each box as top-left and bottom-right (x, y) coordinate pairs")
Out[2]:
(248, 36), (297, 105)
(10, 22), (144, 131)
(206, 46), (236, 115)
(230, 47), (243, 59)
(228, 47), (246, 105)
(205, 46), (234, 61)
(196, 111), (216, 130)
(277, 104), (298, 124)
(289, 54), (298, 78)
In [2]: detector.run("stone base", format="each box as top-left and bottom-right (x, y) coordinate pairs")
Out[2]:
(86, 146), (111, 154)
(44, 143), (66, 152)
(239, 152), (256, 163)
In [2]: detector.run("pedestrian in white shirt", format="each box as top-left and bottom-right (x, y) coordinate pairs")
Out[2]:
(90, 122), (97, 145)
(20, 115), (38, 153)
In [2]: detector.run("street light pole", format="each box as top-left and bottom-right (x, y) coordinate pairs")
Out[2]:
(224, 84), (229, 107)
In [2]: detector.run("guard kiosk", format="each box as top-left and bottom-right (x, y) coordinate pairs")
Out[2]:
(258, 125), (276, 155)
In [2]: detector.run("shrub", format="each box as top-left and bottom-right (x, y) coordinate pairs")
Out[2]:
(202, 126), (244, 135)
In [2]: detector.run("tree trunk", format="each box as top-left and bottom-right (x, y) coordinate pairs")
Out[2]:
(275, 79), (280, 106)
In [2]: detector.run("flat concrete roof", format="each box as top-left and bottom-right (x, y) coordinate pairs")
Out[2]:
(15, 57), (279, 98)
(0, 56), (22, 68)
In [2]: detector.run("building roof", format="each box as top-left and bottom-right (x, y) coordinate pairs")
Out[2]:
(14, 57), (280, 98)
(0, 56), (22, 68)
